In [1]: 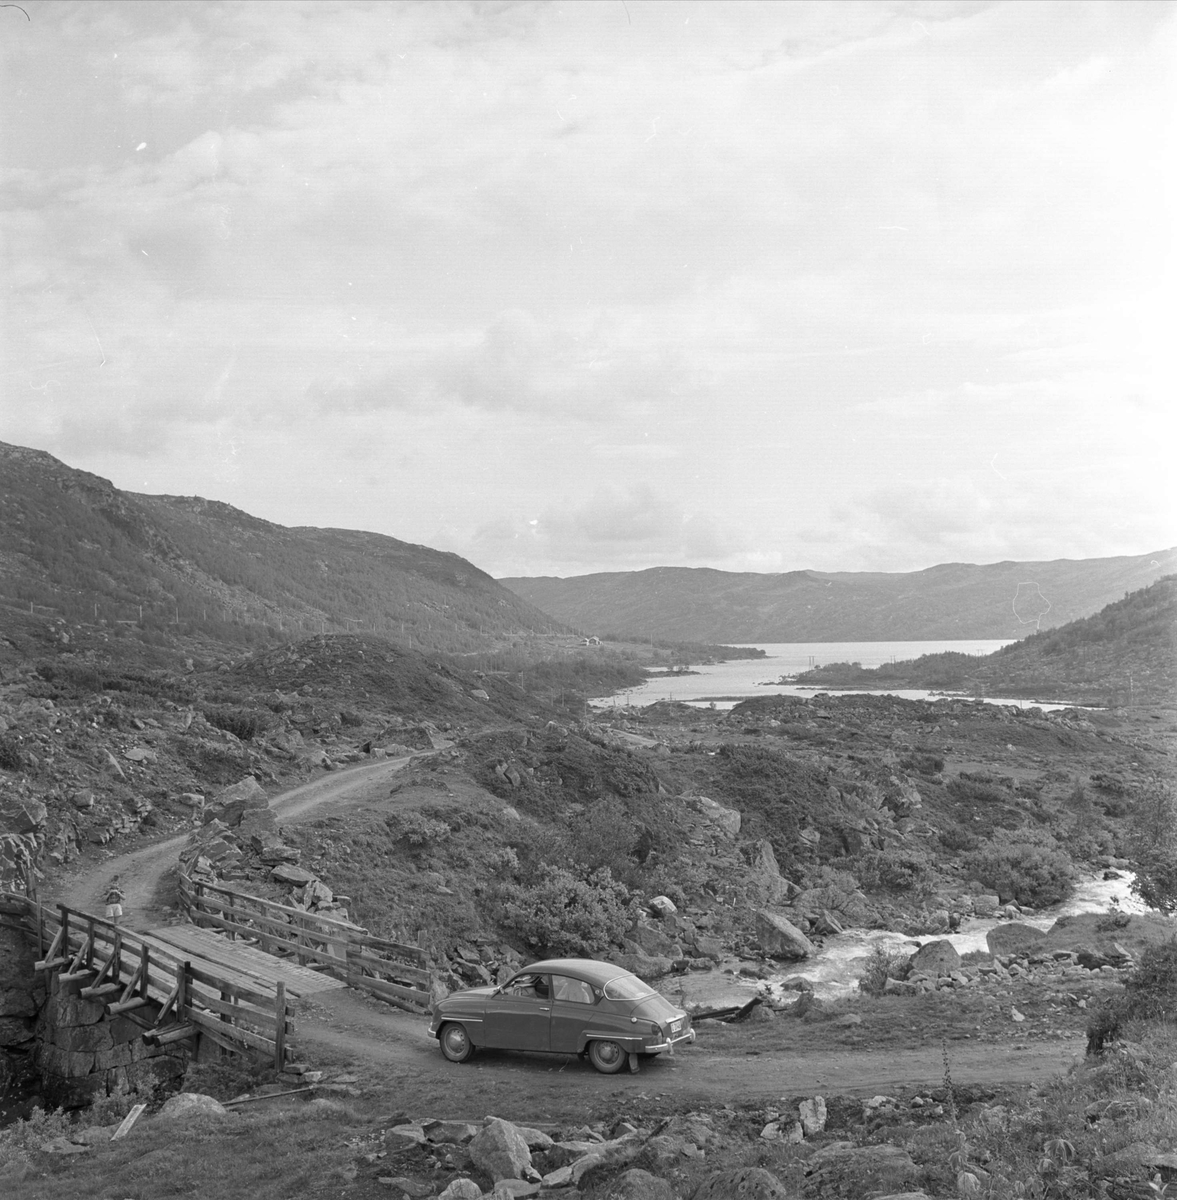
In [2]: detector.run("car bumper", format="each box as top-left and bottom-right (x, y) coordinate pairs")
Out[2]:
(645, 1028), (696, 1053)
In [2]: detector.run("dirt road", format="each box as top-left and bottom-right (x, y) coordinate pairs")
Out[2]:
(292, 989), (1083, 1123)
(55, 754), (418, 929)
(48, 753), (1087, 1117)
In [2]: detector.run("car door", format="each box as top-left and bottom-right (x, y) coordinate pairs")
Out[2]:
(482, 973), (552, 1051)
(549, 974), (597, 1053)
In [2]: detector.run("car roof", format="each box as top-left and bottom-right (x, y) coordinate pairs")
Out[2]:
(517, 958), (634, 985)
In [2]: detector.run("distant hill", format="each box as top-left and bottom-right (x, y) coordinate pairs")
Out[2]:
(501, 552), (1177, 643)
(794, 576), (1177, 706)
(0, 440), (563, 658)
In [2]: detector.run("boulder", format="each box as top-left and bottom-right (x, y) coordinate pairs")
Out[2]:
(468, 1117), (532, 1182)
(213, 776), (269, 826)
(798, 1096), (827, 1136)
(804, 1142), (920, 1196)
(754, 910), (815, 960)
(157, 1092), (229, 1121)
(689, 795), (741, 836)
(986, 923), (1047, 957)
(628, 922), (678, 957)
(692, 1166), (791, 1199)
(605, 1168), (675, 1200)
(908, 939), (960, 978)
(972, 893), (1002, 916)
(438, 1181), (484, 1200)
(0, 797), (48, 834)
(745, 839), (792, 905)
(270, 863), (317, 886)
(648, 895), (678, 918)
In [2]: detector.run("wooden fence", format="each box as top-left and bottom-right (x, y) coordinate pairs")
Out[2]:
(176, 873), (433, 1014)
(0, 893), (293, 1068)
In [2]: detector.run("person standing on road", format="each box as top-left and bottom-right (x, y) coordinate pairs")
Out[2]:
(105, 876), (125, 926)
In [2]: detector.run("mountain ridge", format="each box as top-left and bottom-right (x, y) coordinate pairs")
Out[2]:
(501, 550), (1177, 642)
(0, 439), (564, 657)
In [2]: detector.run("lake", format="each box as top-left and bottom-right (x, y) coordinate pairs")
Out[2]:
(590, 639), (1089, 712)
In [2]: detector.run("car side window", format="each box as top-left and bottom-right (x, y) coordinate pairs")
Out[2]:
(506, 974), (550, 999)
(551, 975), (594, 1004)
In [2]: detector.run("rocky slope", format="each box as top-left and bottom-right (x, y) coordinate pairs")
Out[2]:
(501, 550), (1177, 643)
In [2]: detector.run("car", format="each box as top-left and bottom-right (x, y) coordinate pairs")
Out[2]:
(428, 957), (695, 1074)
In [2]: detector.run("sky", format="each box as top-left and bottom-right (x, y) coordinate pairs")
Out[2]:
(1, 0), (1174, 579)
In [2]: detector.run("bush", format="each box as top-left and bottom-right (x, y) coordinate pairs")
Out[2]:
(858, 943), (909, 997)
(1128, 777), (1177, 915)
(496, 865), (638, 958)
(0, 734), (23, 772)
(1086, 940), (1177, 1054)
(202, 707), (269, 741)
(964, 831), (1073, 907)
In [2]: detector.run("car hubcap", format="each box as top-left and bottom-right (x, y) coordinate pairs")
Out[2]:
(444, 1028), (467, 1055)
(596, 1041), (621, 1065)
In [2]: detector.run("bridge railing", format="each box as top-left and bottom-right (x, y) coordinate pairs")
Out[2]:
(0, 892), (293, 1067)
(176, 872), (434, 1013)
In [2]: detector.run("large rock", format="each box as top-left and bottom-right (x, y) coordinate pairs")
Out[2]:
(605, 1168), (675, 1200)
(212, 776), (269, 826)
(745, 839), (793, 905)
(692, 1166), (791, 1199)
(628, 922), (678, 957)
(803, 1142), (920, 1197)
(986, 923), (1047, 957)
(157, 1092), (229, 1121)
(754, 910), (815, 960)
(689, 796), (741, 836)
(0, 797), (48, 834)
(908, 939), (960, 978)
(468, 1117), (533, 1182)
(270, 863), (317, 886)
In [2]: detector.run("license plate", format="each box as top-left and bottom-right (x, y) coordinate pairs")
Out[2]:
(670, 1019), (683, 1033)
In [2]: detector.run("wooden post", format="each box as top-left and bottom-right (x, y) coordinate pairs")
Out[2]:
(178, 961), (190, 1020)
(36, 902), (44, 959)
(227, 891), (236, 940)
(85, 916), (95, 969)
(274, 982), (286, 1069)
(138, 943), (149, 999)
(195, 882), (205, 927)
(59, 904), (71, 963)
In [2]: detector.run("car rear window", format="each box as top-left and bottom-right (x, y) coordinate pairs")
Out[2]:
(603, 974), (654, 1001)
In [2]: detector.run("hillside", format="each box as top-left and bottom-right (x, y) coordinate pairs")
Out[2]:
(794, 576), (1177, 706)
(501, 550), (1177, 643)
(0, 440), (563, 658)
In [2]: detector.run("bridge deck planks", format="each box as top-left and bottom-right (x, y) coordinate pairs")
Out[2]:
(144, 925), (347, 997)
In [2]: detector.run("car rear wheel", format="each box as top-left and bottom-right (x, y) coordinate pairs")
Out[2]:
(439, 1022), (474, 1063)
(587, 1039), (626, 1074)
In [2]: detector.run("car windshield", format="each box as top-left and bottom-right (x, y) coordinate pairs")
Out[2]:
(602, 974), (655, 1001)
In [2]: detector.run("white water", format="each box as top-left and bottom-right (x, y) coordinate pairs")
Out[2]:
(591, 639), (1091, 712)
(770, 873), (1149, 1001)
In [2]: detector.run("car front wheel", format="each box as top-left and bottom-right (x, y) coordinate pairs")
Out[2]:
(587, 1039), (627, 1074)
(439, 1022), (474, 1063)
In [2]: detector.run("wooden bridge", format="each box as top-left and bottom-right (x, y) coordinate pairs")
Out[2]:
(1, 871), (435, 1068)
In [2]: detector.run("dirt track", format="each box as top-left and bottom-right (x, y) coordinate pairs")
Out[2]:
(55, 754), (417, 928)
(50, 757), (1089, 1117)
(293, 988), (1084, 1122)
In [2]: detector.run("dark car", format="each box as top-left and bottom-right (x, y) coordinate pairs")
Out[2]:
(427, 957), (695, 1074)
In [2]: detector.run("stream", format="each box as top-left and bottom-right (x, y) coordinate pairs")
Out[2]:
(770, 872), (1146, 1001)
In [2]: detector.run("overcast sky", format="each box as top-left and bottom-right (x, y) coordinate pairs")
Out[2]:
(2, 1), (1173, 579)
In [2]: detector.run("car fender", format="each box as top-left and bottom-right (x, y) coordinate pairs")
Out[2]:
(429, 1012), (486, 1042)
(576, 1027), (649, 1054)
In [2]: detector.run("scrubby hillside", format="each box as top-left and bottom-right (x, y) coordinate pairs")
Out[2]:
(795, 577), (1177, 706)
(0, 440), (562, 657)
(502, 550), (1177, 643)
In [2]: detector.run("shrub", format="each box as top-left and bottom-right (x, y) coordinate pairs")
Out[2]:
(1128, 777), (1177, 915)
(1086, 939), (1177, 1055)
(0, 735), (23, 772)
(202, 707), (268, 741)
(964, 831), (1073, 907)
(858, 942), (909, 997)
(496, 865), (638, 958)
